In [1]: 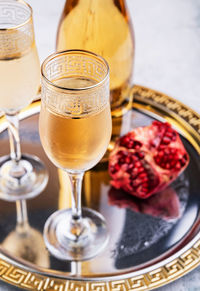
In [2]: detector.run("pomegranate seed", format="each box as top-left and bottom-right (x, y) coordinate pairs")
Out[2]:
(139, 172), (147, 178)
(132, 168), (139, 174)
(165, 131), (173, 137)
(162, 136), (171, 145)
(136, 167), (143, 174)
(111, 164), (120, 174)
(175, 162), (181, 170)
(137, 152), (145, 159)
(141, 187), (148, 192)
(125, 157), (131, 164)
(135, 161), (142, 168)
(130, 173), (137, 179)
(132, 155), (139, 161)
(158, 151), (164, 157)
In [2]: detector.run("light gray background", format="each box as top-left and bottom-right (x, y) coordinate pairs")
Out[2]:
(0, 0), (199, 290)
(28, 0), (200, 114)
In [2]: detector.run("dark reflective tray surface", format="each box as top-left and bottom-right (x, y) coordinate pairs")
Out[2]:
(0, 105), (199, 279)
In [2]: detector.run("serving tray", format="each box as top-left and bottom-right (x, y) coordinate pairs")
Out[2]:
(0, 85), (199, 291)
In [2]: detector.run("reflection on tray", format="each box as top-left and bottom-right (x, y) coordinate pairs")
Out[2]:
(2, 225), (50, 268)
(108, 187), (181, 221)
(109, 173), (190, 268)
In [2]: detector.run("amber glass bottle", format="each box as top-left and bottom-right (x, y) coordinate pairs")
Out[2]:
(56, 0), (135, 118)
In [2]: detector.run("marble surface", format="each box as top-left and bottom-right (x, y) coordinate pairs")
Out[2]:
(0, 0), (199, 290)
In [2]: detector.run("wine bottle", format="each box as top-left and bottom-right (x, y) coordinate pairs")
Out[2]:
(56, 0), (135, 118)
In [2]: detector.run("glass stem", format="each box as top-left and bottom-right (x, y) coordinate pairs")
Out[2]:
(6, 113), (21, 163)
(16, 200), (29, 232)
(68, 172), (84, 221)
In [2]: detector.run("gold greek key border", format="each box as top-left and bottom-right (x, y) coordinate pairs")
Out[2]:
(0, 85), (199, 290)
(0, 239), (199, 290)
(132, 85), (200, 153)
(132, 85), (200, 135)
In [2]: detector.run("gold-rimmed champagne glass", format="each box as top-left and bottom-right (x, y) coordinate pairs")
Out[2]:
(0, 0), (48, 204)
(39, 50), (111, 261)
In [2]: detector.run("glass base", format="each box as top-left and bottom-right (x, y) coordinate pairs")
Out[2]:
(44, 207), (109, 261)
(0, 154), (48, 201)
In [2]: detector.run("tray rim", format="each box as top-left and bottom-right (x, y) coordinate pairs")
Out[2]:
(0, 84), (199, 291)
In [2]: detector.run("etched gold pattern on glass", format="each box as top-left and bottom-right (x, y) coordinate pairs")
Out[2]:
(42, 53), (109, 116)
(0, 0), (34, 59)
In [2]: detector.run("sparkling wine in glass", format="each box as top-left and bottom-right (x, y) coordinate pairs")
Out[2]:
(0, 0), (48, 201)
(39, 50), (111, 261)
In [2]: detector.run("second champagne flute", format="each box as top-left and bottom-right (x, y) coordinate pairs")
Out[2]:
(0, 0), (48, 201)
(39, 49), (111, 261)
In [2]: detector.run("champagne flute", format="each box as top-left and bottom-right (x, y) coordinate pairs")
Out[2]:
(0, 0), (48, 201)
(39, 50), (111, 261)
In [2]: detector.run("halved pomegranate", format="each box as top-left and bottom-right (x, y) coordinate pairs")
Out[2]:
(109, 121), (189, 199)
